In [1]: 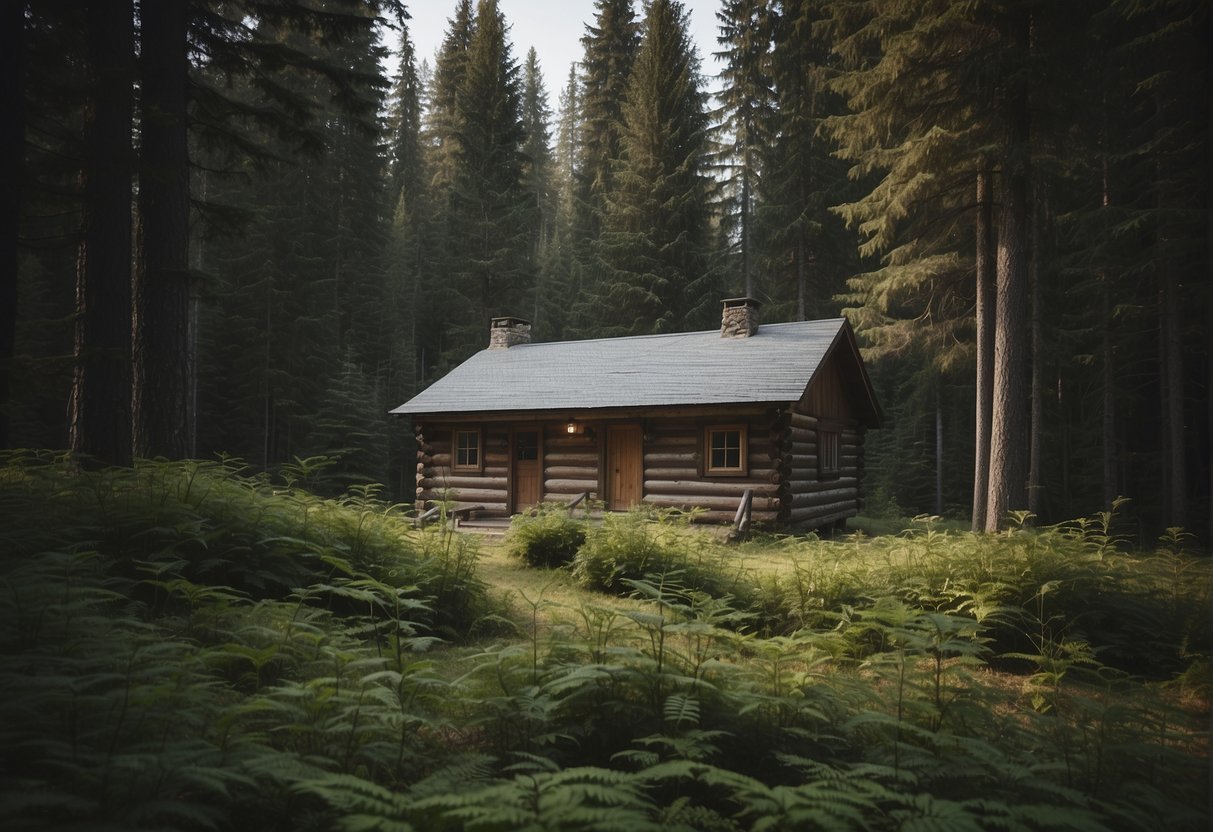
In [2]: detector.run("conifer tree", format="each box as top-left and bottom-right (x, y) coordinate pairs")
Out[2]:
(758, 0), (853, 322)
(591, 0), (713, 335)
(442, 0), (532, 360)
(540, 66), (582, 341)
(711, 0), (775, 300)
(69, 0), (135, 466)
(521, 48), (554, 326)
(577, 0), (641, 240)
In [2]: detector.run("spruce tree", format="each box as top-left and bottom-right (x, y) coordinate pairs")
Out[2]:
(592, 0), (713, 335)
(576, 0), (641, 241)
(758, 0), (853, 322)
(521, 48), (555, 329)
(442, 0), (532, 361)
(711, 0), (775, 300)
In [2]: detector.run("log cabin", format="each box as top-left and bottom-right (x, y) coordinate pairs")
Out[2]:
(391, 298), (882, 530)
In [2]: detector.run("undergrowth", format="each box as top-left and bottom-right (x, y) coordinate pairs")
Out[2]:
(1, 453), (1208, 831)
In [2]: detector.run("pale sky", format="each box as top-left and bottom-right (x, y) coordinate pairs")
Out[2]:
(399, 0), (725, 98)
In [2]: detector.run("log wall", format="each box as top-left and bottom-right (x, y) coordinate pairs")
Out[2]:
(414, 403), (865, 530)
(638, 413), (779, 522)
(770, 403), (866, 530)
(414, 424), (511, 513)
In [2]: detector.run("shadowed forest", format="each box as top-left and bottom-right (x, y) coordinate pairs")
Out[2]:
(2, 2), (1212, 828)
(4, 0), (1208, 543)
(4, 0), (1209, 540)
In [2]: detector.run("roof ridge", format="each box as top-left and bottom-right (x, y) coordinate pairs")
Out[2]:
(489, 317), (845, 351)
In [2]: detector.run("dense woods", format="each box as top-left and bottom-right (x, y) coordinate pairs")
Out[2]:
(5, 0), (1210, 542)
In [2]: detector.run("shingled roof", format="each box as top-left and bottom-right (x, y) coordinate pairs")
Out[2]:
(391, 318), (881, 425)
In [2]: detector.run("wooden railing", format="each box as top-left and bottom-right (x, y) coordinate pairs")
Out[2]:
(413, 503), (484, 529)
(731, 488), (753, 541)
(567, 491), (591, 515)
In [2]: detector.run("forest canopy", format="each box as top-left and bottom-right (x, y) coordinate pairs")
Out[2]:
(4, 0), (1209, 541)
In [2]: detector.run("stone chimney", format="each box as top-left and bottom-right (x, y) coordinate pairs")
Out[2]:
(720, 297), (761, 338)
(489, 316), (532, 349)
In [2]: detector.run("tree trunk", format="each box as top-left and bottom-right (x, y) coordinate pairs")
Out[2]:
(971, 165), (995, 530)
(0, 0), (24, 449)
(986, 15), (1031, 532)
(1161, 270), (1187, 529)
(935, 387), (943, 516)
(69, 0), (134, 467)
(1027, 177), (1044, 518)
(132, 0), (191, 459)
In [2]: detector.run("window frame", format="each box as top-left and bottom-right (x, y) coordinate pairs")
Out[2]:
(703, 424), (748, 477)
(452, 428), (484, 473)
(818, 428), (841, 480)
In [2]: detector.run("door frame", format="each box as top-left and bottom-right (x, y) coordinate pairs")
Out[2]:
(510, 426), (543, 513)
(603, 422), (644, 511)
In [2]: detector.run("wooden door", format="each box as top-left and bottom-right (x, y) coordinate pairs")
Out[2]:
(512, 430), (540, 512)
(606, 424), (643, 510)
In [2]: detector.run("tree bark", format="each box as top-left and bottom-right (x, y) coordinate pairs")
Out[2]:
(1161, 270), (1187, 529)
(986, 13), (1031, 532)
(935, 386), (943, 516)
(971, 165), (995, 530)
(0, 0), (25, 449)
(69, 0), (134, 467)
(132, 0), (192, 459)
(1027, 177), (1044, 518)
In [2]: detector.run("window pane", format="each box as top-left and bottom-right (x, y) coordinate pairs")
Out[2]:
(708, 429), (743, 471)
(456, 431), (480, 468)
(516, 432), (538, 461)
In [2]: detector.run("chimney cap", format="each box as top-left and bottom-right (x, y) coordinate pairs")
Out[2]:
(721, 296), (762, 308)
(491, 315), (532, 328)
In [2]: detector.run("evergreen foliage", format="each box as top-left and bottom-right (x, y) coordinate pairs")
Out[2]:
(7, 0), (1209, 533)
(590, 0), (716, 335)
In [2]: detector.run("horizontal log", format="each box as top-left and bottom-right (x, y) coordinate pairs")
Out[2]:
(428, 487), (508, 503)
(790, 412), (818, 430)
(789, 426), (815, 442)
(545, 435), (598, 448)
(790, 441), (816, 456)
(421, 453), (451, 466)
(645, 494), (780, 512)
(419, 475), (508, 490)
(545, 465), (600, 479)
(645, 451), (697, 465)
(790, 507), (857, 529)
(545, 478), (599, 492)
(686, 509), (779, 524)
(417, 496), (508, 514)
(644, 466), (698, 480)
(643, 479), (779, 498)
(785, 462), (818, 478)
(484, 452), (508, 465)
(543, 491), (598, 503)
(790, 476), (859, 495)
(644, 434), (697, 448)
(788, 487), (858, 509)
(545, 451), (599, 465)
(785, 500), (857, 524)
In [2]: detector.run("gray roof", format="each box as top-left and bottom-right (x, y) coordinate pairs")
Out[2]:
(392, 319), (876, 419)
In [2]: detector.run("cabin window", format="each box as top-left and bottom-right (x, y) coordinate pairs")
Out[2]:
(453, 429), (482, 472)
(819, 430), (840, 479)
(705, 425), (747, 476)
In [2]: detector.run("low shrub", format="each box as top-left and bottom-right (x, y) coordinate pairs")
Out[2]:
(570, 507), (754, 604)
(504, 503), (588, 568)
